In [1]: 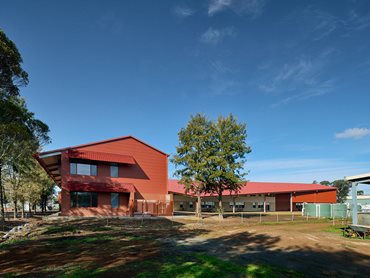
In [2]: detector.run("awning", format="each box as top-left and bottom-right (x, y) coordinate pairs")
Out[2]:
(64, 182), (136, 193)
(68, 150), (135, 164)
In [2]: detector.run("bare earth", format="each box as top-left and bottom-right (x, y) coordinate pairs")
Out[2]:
(0, 215), (369, 277)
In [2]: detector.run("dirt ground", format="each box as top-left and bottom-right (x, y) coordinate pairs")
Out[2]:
(0, 215), (369, 277)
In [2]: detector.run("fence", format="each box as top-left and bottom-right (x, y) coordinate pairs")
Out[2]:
(136, 199), (173, 216)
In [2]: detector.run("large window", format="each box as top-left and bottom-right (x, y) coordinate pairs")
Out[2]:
(111, 193), (119, 208)
(70, 162), (97, 176)
(70, 192), (98, 208)
(110, 163), (119, 178)
(229, 202), (245, 209)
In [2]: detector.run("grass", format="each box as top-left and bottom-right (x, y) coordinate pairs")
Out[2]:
(134, 253), (304, 278)
(0, 237), (31, 249)
(323, 225), (370, 240)
(45, 225), (79, 234)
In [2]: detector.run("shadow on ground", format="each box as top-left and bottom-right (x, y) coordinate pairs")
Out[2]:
(0, 218), (369, 277)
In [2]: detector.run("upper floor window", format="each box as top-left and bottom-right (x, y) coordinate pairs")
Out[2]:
(70, 162), (97, 176)
(110, 163), (118, 178)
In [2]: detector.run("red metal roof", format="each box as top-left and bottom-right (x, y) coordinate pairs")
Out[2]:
(68, 150), (135, 164)
(168, 179), (336, 196)
(38, 135), (168, 157)
(65, 182), (136, 193)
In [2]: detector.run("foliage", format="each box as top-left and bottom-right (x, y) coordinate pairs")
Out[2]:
(0, 28), (28, 98)
(331, 180), (351, 203)
(172, 113), (251, 217)
(357, 190), (364, 196)
(0, 28), (51, 221)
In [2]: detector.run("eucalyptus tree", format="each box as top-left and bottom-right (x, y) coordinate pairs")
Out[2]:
(0, 29), (50, 221)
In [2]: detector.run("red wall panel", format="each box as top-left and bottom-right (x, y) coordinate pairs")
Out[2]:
(292, 190), (336, 203)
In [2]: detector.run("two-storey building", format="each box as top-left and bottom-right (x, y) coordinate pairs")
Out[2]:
(34, 136), (172, 216)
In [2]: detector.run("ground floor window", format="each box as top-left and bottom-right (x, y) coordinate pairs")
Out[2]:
(70, 192), (98, 208)
(189, 202), (193, 208)
(201, 201), (215, 209)
(111, 193), (119, 208)
(229, 202), (245, 209)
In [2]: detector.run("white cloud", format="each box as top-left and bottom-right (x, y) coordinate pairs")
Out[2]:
(200, 27), (235, 44)
(208, 0), (266, 18)
(258, 50), (335, 106)
(173, 6), (194, 18)
(335, 128), (370, 140)
(208, 0), (232, 16)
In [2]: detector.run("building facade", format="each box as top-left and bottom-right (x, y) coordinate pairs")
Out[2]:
(169, 180), (337, 212)
(35, 135), (337, 216)
(35, 136), (173, 216)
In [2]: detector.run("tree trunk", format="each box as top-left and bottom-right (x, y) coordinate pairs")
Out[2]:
(0, 161), (5, 222)
(232, 197), (236, 214)
(21, 201), (25, 219)
(13, 200), (17, 219)
(218, 193), (223, 219)
(196, 190), (202, 218)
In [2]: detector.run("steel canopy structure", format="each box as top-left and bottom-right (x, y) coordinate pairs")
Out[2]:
(345, 173), (370, 225)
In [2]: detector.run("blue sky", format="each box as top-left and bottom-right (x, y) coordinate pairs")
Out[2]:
(1, 0), (370, 192)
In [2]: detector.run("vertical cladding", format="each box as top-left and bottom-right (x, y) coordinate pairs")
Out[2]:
(292, 190), (336, 203)
(275, 193), (291, 211)
(64, 137), (168, 199)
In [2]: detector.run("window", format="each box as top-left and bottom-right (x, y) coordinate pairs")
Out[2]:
(70, 192), (98, 208)
(258, 202), (264, 209)
(179, 202), (184, 209)
(189, 202), (193, 208)
(110, 163), (119, 178)
(252, 202), (257, 208)
(70, 163), (97, 176)
(229, 202), (245, 209)
(201, 201), (215, 209)
(111, 193), (119, 208)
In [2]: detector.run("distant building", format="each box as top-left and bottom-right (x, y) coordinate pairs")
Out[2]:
(169, 179), (336, 212)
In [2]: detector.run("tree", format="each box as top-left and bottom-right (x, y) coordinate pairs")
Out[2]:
(331, 179), (351, 203)
(0, 28), (50, 221)
(357, 190), (364, 196)
(320, 181), (331, 186)
(0, 28), (28, 99)
(171, 114), (214, 217)
(172, 113), (251, 218)
(207, 114), (251, 218)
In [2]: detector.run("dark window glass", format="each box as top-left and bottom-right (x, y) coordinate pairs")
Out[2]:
(70, 192), (98, 208)
(79, 192), (92, 207)
(92, 192), (98, 207)
(111, 193), (119, 208)
(71, 192), (77, 207)
(110, 164), (118, 178)
(70, 163), (77, 175)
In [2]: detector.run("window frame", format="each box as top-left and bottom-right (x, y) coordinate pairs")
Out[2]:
(70, 162), (98, 176)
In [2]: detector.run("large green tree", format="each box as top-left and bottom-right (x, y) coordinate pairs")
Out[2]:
(0, 29), (50, 221)
(207, 114), (251, 217)
(172, 113), (251, 218)
(171, 114), (214, 217)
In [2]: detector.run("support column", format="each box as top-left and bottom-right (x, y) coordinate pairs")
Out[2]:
(232, 197), (236, 214)
(263, 194), (266, 213)
(352, 182), (358, 225)
(290, 193), (293, 213)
